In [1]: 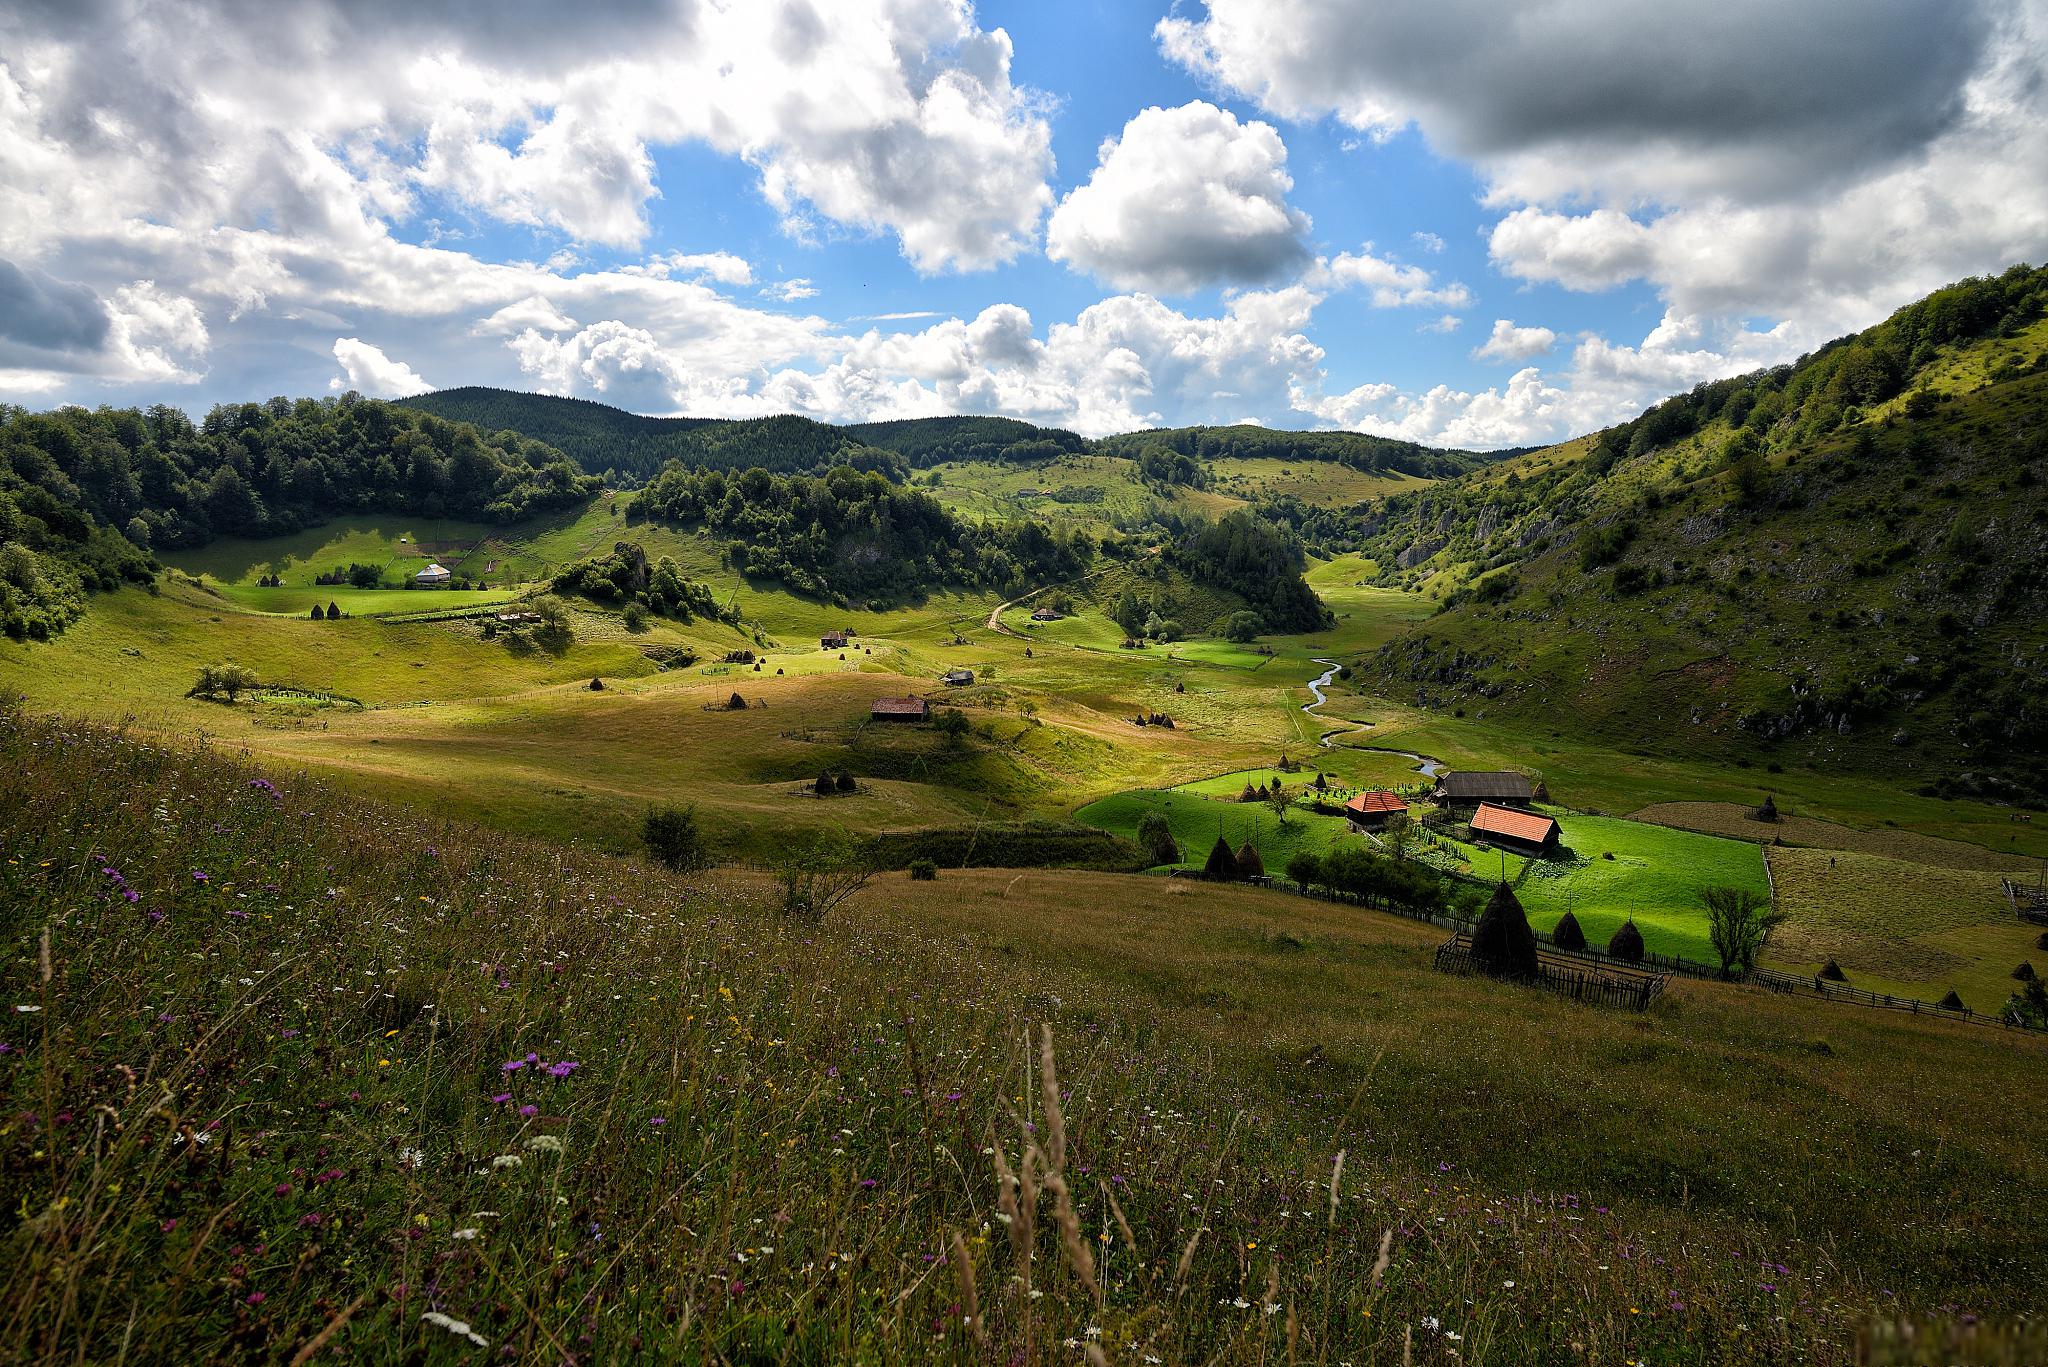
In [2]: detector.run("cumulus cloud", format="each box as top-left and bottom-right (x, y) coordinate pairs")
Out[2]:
(0, 0), (1055, 275)
(761, 279), (820, 302)
(1410, 231), (1444, 254)
(624, 252), (755, 287)
(331, 338), (433, 397)
(1311, 246), (1470, 309)
(1161, 0), (2048, 334)
(1472, 318), (1558, 364)
(1418, 314), (1460, 335)
(1048, 102), (1311, 293)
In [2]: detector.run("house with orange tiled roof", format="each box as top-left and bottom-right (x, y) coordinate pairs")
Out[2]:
(1468, 803), (1559, 856)
(1343, 790), (1407, 831)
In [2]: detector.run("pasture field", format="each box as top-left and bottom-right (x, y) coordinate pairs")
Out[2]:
(4, 707), (2043, 1364)
(5, 491), (2044, 1001)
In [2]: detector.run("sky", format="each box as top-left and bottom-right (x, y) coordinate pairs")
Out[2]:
(2, 0), (2045, 447)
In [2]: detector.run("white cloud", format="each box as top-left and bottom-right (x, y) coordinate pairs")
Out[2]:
(761, 279), (820, 302)
(1411, 230), (1444, 254)
(1047, 102), (1311, 293)
(471, 296), (579, 336)
(1472, 318), (1557, 364)
(1419, 314), (1460, 334)
(1161, 0), (2048, 336)
(1311, 246), (1471, 310)
(623, 252), (755, 287)
(1297, 310), (1796, 447)
(331, 337), (433, 397)
(0, 0), (1055, 277)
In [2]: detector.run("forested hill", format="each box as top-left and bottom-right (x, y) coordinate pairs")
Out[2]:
(0, 395), (596, 640)
(1091, 423), (1506, 486)
(401, 388), (1085, 479)
(1342, 263), (2048, 800)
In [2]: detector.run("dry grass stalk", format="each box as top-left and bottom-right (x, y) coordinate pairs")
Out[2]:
(1101, 1178), (1140, 1270)
(1038, 1023), (1067, 1174)
(1044, 1170), (1099, 1300)
(1328, 1148), (1346, 1227)
(1371, 1228), (1394, 1287)
(949, 1232), (985, 1345)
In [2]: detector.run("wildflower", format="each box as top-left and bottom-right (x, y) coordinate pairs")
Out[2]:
(490, 1155), (522, 1170)
(490, 1093), (511, 1104)
(650, 1117), (666, 1127)
(452, 1228), (480, 1240)
(525, 1135), (563, 1154)
(518, 1105), (537, 1118)
(544, 1060), (580, 1078)
(398, 1147), (424, 1171)
(420, 1311), (488, 1348)
(245, 1292), (265, 1306)
(191, 870), (209, 883)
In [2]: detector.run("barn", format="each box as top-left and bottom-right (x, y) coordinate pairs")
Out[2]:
(941, 669), (974, 686)
(870, 697), (929, 723)
(1468, 803), (1560, 856)
(821, 630), (849, 649)
(413, 562), (452, 586)
(1431, 770), (1534, 810)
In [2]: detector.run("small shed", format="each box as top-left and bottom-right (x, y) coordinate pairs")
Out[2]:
(1030, 606), (1062, 622)
(1469, 803), (1559, 856)
(1344, 790), (1407, 830)
(821, 630), (849, 649)
(941, 668), (974, 686)
(1432, 770), (1534, 809)
(414, 562), (452, 586)
(871, 696), (929, 723)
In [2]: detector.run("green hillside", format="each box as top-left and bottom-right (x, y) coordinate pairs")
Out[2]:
(1340, 265), (2048, 801)
(401, 387), (1086, 478)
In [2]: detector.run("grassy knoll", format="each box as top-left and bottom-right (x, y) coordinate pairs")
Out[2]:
(1421, 812), (1771, 961)
(1077, 788), (1360, 873)
(4, 710), (2043, 1364)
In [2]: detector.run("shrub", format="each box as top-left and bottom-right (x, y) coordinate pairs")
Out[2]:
(642, 803), (708, 872)
(1285, 851), (1322, 888)
(908, 859), (937, 881)
(622, 601), (649, 632)
(1550, 910), (1586, 951)
(1469, 882), (1539, 980)
(1608, 920), (1646, 963)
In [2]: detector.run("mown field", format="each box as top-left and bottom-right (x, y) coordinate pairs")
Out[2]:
(4, 708), (2045, 1364)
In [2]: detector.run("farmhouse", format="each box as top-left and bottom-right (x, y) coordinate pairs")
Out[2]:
(870, 696), (929, 723)
(1468, 803), (1560, 856)
(413, 562), (452, 586)
(1030, 606), (1062, 622)
(495, 610), (541, 626)
(820, 630), (848, 649)
(1344, 790), (1407, 830)
(1432, 770), (1534, 809)
(941, 668), (974, 686)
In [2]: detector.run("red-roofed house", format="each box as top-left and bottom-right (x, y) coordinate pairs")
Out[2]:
(870, 696), (930, 723)
(1344, 790), (1407, 831)
(1468, 803), (1559, 856)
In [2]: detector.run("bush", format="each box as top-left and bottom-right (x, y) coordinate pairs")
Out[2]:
(908, 859), (937, 881)
(1286, 851), (1322, 888)
(1608, 920), (1646, 963)
(642, 803), (708, 871)
(1550, 910), (1586, 951)
(622, 601), (649, 632)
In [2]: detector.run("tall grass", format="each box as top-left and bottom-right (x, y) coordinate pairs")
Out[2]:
(0, 706), (2040, 1363)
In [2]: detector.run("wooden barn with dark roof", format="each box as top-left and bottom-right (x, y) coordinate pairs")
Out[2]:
(1431, 770), (1534, 810)
(1468, 803), (1559, 856)
(870, 696), (929, 723)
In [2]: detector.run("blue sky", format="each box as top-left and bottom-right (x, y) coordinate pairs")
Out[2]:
(2, 0), (2042, 445)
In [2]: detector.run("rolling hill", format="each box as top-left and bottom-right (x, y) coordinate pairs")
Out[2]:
(1338, 264), (2048, 800)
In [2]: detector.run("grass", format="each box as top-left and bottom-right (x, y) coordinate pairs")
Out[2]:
(3, 708), (2044, 1363)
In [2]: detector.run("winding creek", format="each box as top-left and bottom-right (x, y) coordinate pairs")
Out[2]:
(1301, 657), (1446, 778)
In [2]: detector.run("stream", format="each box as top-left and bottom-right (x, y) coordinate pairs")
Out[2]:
(1301, 657), (1446, 778)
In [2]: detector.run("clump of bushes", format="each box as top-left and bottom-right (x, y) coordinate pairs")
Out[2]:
(642, 803), (707, 871)
(1134, 813), (1180, 867)
(908, 859), (937, 881)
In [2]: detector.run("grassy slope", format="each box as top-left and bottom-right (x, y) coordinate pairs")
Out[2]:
(4, 710), (2042, 1364)
(1362, 322), (2048, 788)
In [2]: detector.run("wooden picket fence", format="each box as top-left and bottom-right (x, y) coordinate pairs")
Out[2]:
(1433, 931), (1669, 1011)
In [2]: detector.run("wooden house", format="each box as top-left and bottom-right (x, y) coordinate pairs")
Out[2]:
(870, 697), (929, 723)
(1344, 790), (1407, 830)
(941, 669), (974, 686)
(1468, 803), (1559, 856)
(820, 630), (849, 649)
(1431, 770), (1534, 809)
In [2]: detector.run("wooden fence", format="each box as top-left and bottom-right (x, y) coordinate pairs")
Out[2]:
(1433, 931), (1669, 1011)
